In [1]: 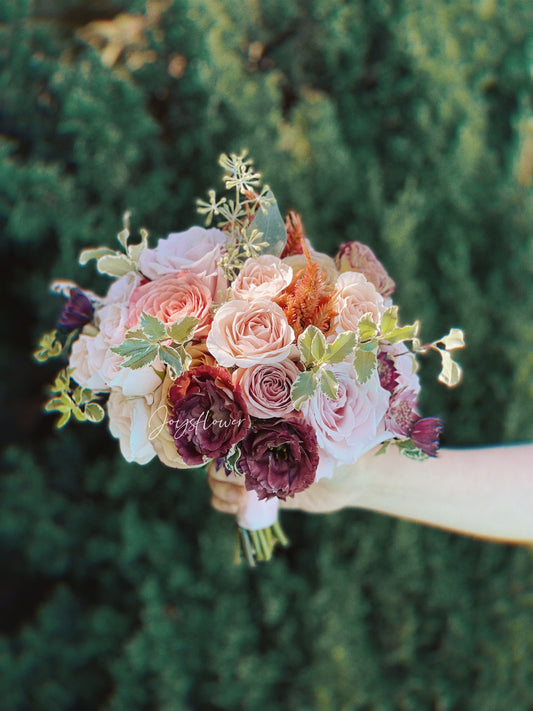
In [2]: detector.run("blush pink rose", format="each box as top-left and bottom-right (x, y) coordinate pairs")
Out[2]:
(138, 226), (228, 298)
(69, 273), (142, 391)
(128, 271), (213, 337)
(206, 299), (295, 367)
(301, 362), (391, 479)
(333, 271), (386, 333)
(335, 241), (395, 298)
(231, 255), (293, 300)
(232, 359), (300, 418)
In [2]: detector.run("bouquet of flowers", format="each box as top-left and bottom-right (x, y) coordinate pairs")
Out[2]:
(36, 152), (464, 565)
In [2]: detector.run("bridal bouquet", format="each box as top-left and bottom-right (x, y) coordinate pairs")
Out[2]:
(36, 152), (464, 565)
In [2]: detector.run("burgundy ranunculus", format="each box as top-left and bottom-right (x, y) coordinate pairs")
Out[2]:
(58, 288), (94, 330)
(167, 365), (250, 466)
(410, 417), (442, 457)
(238, 417), (319, 501)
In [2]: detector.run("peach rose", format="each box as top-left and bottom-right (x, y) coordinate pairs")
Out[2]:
(206, 299), (295, 367)
(231, 255), (293, 300)
(128, 271), (213, 337)
(335, 241), (395, 298)
(333, 271), (385, 333)
(232, 359), (300, 418)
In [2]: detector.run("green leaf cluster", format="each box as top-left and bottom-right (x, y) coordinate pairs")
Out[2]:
(111, 313), (198, 375)
(33, 330), (63, 362)
(198, 152), (287, 280)
(291, 326), (357, 409)
(79, 212), (150, 278)
(292, 308), (421, 409)
(414, 328), (466, 388)
(44, 369), (104, 429)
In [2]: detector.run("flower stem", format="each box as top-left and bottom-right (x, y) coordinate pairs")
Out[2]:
(236, 518), (289, 566)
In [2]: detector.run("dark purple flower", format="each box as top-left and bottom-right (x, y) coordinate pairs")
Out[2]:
(410, 417), (442, 457)
(168, 365), (250, 466)
(58, 288), (94, 330)
(238, 417), (319, 501)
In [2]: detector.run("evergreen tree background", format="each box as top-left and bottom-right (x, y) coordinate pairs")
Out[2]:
(1, 0), (533, 709)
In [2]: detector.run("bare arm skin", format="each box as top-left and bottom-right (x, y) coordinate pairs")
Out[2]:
(207, 444), (533, 544)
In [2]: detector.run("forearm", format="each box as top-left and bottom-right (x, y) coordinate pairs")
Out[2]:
(283, 444), (533, 544)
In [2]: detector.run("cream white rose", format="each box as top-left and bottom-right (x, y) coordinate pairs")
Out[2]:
(107, 389), (157, 465)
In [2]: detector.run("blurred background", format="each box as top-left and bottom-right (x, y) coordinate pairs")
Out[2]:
(1, 0), (533, 709)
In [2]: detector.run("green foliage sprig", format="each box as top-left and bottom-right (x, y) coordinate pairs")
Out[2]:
(43, 368), (105, 429)
(197, 151), (287, 281)
(290, 310), (464, 410)
(111, 313), (198, 377)
(79, 212), (149, 278)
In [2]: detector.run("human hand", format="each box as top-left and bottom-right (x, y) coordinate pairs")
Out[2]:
(206, 457), (365, 515)
(207, 460), (247, 515)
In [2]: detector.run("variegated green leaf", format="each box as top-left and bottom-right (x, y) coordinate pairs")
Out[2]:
(298, 325), (325, 367)
(358, 313), (379, 342)
(84, 402), (105, 423)
(127, 228), (150, 263)
(112, 340), (158, 369)
(380, 306), (398, 336)
(291, 370), (318, 410)
(437, 349), (463, 387)
(112, 338), (151, 357)
(320, 368), (339, 400)
(385, 321), (420, 344)
(79, 247), (116, 266)
(166, 316), (199, 343)
(140, 312), (166, 341)
(324, 331), (356, 364)
(96, 254), (134, 277)
(34, 331), (62, 362)
(437, 328), (465, 351)
(158, 344), (186, 376)
(353, 349), (377, 384)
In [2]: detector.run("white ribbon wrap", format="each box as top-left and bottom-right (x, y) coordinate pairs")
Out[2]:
(236, 489), (280, 530)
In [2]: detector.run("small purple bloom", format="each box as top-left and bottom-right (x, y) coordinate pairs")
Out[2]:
(410, 417), (442, 457)
(238, 417), (319, 501)
(58, 288), (94, 330)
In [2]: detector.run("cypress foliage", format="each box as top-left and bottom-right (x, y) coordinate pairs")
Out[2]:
(1, 1), (533, 709)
